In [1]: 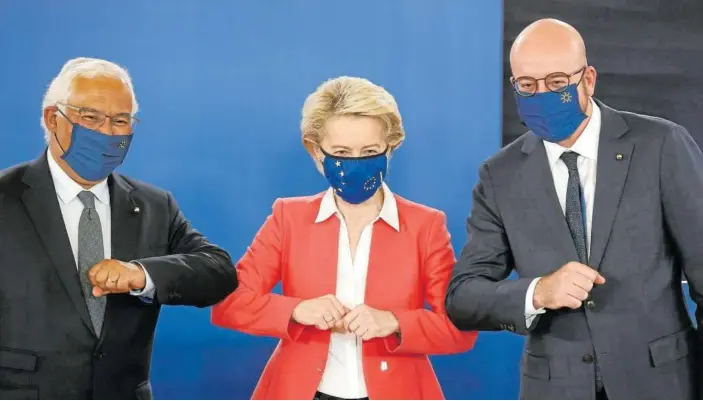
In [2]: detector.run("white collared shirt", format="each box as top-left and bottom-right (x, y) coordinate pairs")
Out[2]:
(525, 99), (602, 322)
(315, 183), (399, 399)
(47, 152), (155, 299)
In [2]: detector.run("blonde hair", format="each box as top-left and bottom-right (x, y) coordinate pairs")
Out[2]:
(301, 76), (405, 158)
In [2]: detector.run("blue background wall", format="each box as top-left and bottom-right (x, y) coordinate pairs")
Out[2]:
(0, 1), (508, 398)
(1, 1), (695, 399)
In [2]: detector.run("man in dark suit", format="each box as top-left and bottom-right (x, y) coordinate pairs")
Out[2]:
(445, 19), (703, 399)
(0, 57), (238, 399)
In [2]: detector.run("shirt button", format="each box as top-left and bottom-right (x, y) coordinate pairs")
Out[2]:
(582, 354), (594, 364)
(585, 300), (596, 310)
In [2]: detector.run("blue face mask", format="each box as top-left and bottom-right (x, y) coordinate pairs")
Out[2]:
(321, 149), (388, 205)
(514, 83), (587, 143)
(55, 117), (133, 182)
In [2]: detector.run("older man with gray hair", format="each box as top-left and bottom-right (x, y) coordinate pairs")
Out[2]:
(0, 57), (237, 399)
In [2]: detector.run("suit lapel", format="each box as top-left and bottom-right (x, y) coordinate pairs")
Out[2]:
(520, 135), (580, 262)
(20, 153), (95, 335)
(589, 102), (632, 269)
(97, 174), (141, 344)
(109, 174), (140, 263)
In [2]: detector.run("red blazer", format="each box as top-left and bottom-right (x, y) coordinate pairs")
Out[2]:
(212, 193), (477, 400)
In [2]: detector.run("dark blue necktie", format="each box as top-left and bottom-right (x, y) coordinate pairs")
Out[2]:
(560, 152), (588, 264)
(560, 151), (602, 392)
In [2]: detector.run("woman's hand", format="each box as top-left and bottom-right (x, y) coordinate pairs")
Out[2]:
(342, 304), (399, 340)
(291, 294), (348, 330)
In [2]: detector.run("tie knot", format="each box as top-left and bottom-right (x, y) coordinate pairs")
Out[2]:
(77, 191), (96, 209)
(560, 151), (580, 171)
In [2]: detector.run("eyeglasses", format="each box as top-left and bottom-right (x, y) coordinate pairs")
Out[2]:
(511, 67), (586, 97)
(57, 103), (139, 132)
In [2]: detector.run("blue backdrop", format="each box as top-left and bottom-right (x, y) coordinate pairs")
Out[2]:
(0, 1), (508, 398)
(1, 1), (694, 400)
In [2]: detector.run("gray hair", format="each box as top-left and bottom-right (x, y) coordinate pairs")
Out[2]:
(41, 57), (139, 142)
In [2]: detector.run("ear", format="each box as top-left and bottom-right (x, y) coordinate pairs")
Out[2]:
(313, 146), (324, 163)
(303, 140), (325, 174)
(43, 106), (59, 134)
(583, 66), (597, 97)
(304, 139), (324, 162)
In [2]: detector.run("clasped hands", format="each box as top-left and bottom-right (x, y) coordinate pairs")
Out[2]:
(291, 294), (399, 341)
(87, 259), (147, 297)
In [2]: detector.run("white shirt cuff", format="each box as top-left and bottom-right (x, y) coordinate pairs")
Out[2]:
(525, 277), (546, 327)
(129, 261), (156, 300)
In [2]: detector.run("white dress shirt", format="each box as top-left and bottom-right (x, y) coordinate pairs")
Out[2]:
(315, 183), (399, 399)
(47, 152), (155, 299)
(525, 99), (601, 325)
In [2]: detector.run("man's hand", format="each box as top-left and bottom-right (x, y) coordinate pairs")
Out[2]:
(88, 260), (146, 297)
(291, 294), (349, 330)
(342, 304), (399, 341)
(533, 262), (606, 310)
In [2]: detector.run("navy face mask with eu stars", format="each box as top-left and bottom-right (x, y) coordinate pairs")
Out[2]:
(55, 109), (133, 181)
(514, 83), (587, 143)
(321, 149), (388, 204)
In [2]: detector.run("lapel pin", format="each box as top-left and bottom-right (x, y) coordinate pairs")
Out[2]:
(615, 153), (623, 161)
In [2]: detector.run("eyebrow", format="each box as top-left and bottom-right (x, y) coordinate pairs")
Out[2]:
(75, 106), (131, 116)
(330, 144), (382, 150)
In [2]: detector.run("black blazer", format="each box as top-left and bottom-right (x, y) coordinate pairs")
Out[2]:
(0, 152), (238, 399)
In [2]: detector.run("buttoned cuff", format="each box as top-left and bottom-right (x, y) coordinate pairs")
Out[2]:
(525, 277), (546, 327)
(129, 261), (156, 302)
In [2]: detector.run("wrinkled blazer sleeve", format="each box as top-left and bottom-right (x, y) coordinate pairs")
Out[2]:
(211, 199), (306, 340)
(385, 211), (479, 354)
(136, 192), (237, 307)
(445, 163), (538, 334)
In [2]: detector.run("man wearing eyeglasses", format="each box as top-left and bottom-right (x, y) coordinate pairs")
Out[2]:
(0, 57), (237, 399)
(446, 18), (703, 399)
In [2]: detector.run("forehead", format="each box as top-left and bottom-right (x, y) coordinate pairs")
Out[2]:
(68, 75), (132, 112)
(510, 45), (583, 78)
(322, 115), (385, 146)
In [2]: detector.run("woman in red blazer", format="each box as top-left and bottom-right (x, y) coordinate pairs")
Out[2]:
(212, 76), (477, 400)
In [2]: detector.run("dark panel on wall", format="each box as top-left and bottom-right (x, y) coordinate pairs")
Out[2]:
(503, 0), (703, 146)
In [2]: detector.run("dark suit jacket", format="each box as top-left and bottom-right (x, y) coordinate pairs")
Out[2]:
(445, 101), (703, 399)
(0, 153), (237, 399)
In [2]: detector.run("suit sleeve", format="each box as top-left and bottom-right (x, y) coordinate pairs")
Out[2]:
(136, 192), (237, 307)
(659, 125), (703, 358)
(384, 211), (478, 355)
(210, 199), (306, 340)
(445, 163), (538, 334)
